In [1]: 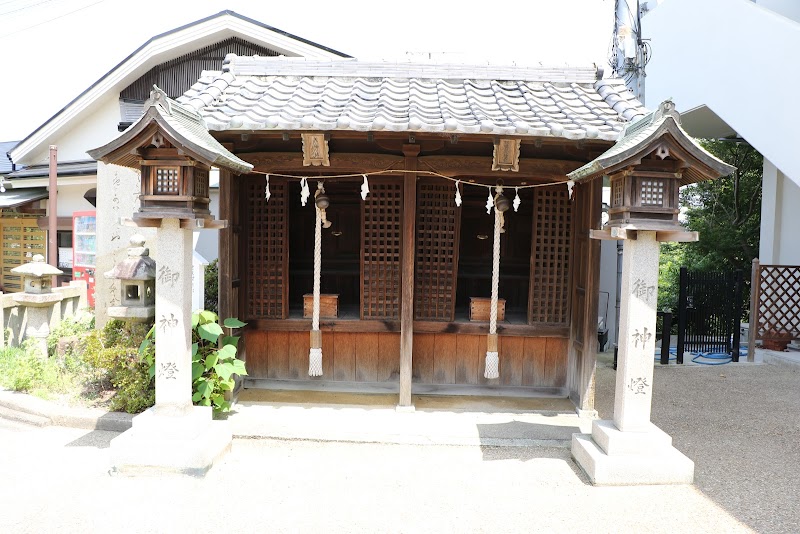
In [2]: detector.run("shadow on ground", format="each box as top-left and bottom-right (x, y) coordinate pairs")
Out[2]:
(66, 429), (116, 449)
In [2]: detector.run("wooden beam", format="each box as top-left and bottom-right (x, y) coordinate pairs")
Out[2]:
(218, 169), (234, 322)
(240, 152), (404, 174)
(399, 144), (419, 408)
(655, 230), (698, 243)
(419, 155), (583, 180)
(36, 216), (72, 231)
(589, 228), (637, 241)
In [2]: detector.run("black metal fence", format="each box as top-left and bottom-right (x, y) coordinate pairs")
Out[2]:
(676, 267), (744, 363)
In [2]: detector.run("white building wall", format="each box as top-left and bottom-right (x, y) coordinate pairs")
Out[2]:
(56, 183), (96, 217)
(760, 158), (800, 265)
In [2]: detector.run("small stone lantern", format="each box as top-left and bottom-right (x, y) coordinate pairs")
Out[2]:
(104, 234), (156, 323)
(11, 254), (64, 358)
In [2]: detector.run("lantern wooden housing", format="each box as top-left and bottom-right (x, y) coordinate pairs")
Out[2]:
(137, 133), (212, 220)
(568, 100), (736, 241)
(88, 86), (253, 227)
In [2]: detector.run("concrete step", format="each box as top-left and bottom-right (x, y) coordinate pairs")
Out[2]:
(0, 404), (51, 427)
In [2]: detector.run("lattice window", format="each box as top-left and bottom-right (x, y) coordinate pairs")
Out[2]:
(612, 179), (624, 207)
(756, 265), (800, 337)
(415, 182), (459, 320)
(640, 179), (665, 206)
(246, 178), (287, 319)
(362, 181), (402, 319)
(194, 169), (209, 198)
(529, 188), (572, 324)
(155, 167), (180, 195)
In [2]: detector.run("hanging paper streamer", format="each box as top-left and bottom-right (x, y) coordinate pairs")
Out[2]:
(513, 187), (521, 212)
(567, 180), (575, 200)
(454, 180), (462, 207)
(485, 188), (494, 214)
(264, 174), (271, 202)
(361, 174), (370, 200)
(300, 177), (310, 206)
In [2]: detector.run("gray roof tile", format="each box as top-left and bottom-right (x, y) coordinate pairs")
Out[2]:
(178, 57), (648, 140)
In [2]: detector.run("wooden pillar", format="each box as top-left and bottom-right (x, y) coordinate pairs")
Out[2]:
(399, 144), (419, 408)
(748, 257), (760, 362)
(218, 169), (235, 321)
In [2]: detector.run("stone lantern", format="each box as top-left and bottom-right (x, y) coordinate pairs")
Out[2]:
(104, 234), (156, 323)
(11, 254), (64, 358)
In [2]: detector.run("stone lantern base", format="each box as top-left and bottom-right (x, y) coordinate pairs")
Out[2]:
(109, 406), (232, 477)
(572, 420), (694, 485)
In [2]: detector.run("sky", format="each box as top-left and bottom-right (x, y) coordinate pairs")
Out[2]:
(0, 0), (615, 143)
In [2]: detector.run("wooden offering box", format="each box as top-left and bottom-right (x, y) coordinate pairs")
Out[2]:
(469, 297), (505, 322)
(303, 294), (339, 319)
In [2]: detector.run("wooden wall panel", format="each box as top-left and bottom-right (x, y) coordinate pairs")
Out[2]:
(412, 333), (435, 383)
(356, 333), (379, 382)
(287, 332), (307, 379)
(243, 330), (269, 378)
(522, 337), (547, 387)
(433, 334), (457, 384)
(455, 334), (481, 385)
(333, 332), (356, 381)
(499, 336), (524, 387)
(377, 333), (401, 382)
(546, 337), (569, 388)
(321, 331), (336, 378)
(267, 331), (289, 379)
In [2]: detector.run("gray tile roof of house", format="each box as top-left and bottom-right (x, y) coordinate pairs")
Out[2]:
(89, 87), (253, 175)
(177, 56), (649, 141)
(0, 141), (19, 175)
(0, 188), (49, 209)
(568, 100), (735, 185)
(7, 160), (97, 179)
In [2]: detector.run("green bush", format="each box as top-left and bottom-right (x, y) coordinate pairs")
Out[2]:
(47, 312), (95, 359)
(80, 320), (155, 413)
(204, 259), (219, 313)
(0, 341), (78, 400)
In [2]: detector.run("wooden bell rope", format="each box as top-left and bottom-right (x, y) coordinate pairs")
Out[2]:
(308, 182), (325, 376)
(485, 185), (504, 379)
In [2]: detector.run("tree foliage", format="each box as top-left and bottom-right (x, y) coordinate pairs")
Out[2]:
(658, 139), (762, 312)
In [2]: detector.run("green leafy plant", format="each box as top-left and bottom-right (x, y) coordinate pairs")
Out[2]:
(140, 310), (247, 416)
(204, 259), (219, 313)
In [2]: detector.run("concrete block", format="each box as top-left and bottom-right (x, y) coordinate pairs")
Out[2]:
(571, 431), (694, 486)
(591, 419), (672, 456)
(110, 407), (231, 477)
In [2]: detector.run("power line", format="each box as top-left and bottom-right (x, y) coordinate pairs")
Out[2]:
(0, 0), (106, 40)
(0, 0), (58, 18)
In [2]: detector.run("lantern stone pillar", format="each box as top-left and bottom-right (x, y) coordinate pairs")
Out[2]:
(89, 87), (252, 477)
(572, 232), (694, 485)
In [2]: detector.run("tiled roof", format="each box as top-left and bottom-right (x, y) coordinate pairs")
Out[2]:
(0, 141), (18, 175)
(568, 100), (735, 185)
(0, 188), (49, 209)
(89, 87), (253, 175)
(177, 56), (649, 141)
(7, 160), (97, 179)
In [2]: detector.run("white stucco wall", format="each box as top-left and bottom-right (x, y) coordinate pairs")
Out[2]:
(21, 95), (123, 166)
(55, 183), (96, 218)
(760, 158), (800, 265)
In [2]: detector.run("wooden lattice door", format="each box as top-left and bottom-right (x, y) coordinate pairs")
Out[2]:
(361, 180), (403, 319)
(529, 187), (572, 325)
(0, 215), (46, 293)
(415, 182), (460, 320)
(244, 177), (288, 319)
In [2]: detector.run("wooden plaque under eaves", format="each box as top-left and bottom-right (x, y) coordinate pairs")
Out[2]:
(529, 187), (572, 325)
(361, 180), (403, 320)
(245, 177), (288, 319)
(414, 182), (460, 321)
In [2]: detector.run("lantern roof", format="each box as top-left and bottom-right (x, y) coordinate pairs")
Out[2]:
(88, 86), (253, 175)
(104, 235), (157, 281)
(568, 100), (736, 186)
(11, 254), (63, 277)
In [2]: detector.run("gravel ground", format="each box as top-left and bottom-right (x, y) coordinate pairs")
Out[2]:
(1, 356), (798, 533)
(595, 355), (800, 534)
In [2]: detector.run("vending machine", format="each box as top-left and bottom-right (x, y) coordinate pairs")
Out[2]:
(72, 211), (97, 307)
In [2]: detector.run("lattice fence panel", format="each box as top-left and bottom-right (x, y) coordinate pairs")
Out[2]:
(245, 178), (287, 319)
(361, 181), (402, 319)
(415, 183), (459, 320)
(529, 187), (572, 324)
(0, 216), (46, 293)
(756, 265), (800, 337)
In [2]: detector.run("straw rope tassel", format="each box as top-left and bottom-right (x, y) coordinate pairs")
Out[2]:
(485, 197), (502, 379)
(309, 203), (323, 376)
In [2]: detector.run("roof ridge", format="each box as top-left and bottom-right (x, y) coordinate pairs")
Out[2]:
(222, 55), (602, 83)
